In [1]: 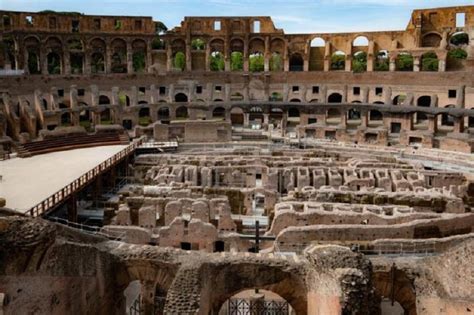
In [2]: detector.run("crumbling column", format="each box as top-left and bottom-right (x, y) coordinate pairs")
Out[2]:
(453, 116), (465, 133)
(84, 51), (91, 74)
(63, 51), (71, 75)
(105, 43), (112, 74)
(367, 40), (375, 72)
(389, 55), (397, 72)
(324, 42), (331, 72)
(166, 45), (173, 72)
(126, 42), (133, 73)
(413, 56), (421, 72)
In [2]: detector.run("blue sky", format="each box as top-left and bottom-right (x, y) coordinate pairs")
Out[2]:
(1, 0), (472, 33)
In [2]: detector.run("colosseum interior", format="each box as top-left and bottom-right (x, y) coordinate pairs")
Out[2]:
(0, 4), (473, 315)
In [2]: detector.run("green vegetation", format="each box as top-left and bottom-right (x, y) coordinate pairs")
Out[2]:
(28, 53), (40, 74)
(448, 48), (468, 60)
(231, 52), (243, 71)
(191, 38), (205, 50)
(450, 33), (469, 46)
(114, 20), (122, 30)
(396, 54), (414, 71)
(249, 54), (264, 72)
(47, 54), (61, 74)
(79, 120), (92, 131)
(39, 10), (83, 16)
(151, 37), (165, 50)
(133, 51), (146, 73)
(100, 119), (113, 125)
(173, 52), (186, 71)
(352, 52), (367, 73)
(331, 54), (345, 70)
(270, 53), (283, 71)
(118, 93), (128, 106)
(154, 21), (168, 34)
(421, 52), (439, 71)
(139, 116), (151, 126)
(374, 51), (389, 71)
(210, 52), (225, 71)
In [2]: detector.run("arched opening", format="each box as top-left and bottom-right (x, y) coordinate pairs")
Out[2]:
(230, 38), (244, 71)
(469, 116), (474, 129)
(79, 109), (91, 130)
(375, 50), (389, 71)
(352, 51), (367, 73)
(90, 38), (106, 73)
(47, 52), (61, 74)
(212, 107), (226, 119)
(373, 269), (417, 315)
(393, 95), (406, 106)
(249, 52), (264, 72)
(270, 52), (283, 72)
(68, 38), (84, 74)
(289, 53), (304, 72)
(157, 107), (170, 122)
(311, 37), (325, 47)
(174, 93), (188, 103)
(173, 51), (186, 71)
(422, 33), (442, 48)
(124, 280), (142, 315)
(231, 107), (244, 126)
(439, 105), (455, 133)
(138, 107), (151, 126)
(110, 38), (127, 73)
(210, 51), (225, 71)
(416, 96), (431, 125)
(118, 92), (130, 107)
(249, 106), (264, 127)
(176, 106), (188, 119)
(60, 112), (71, 126)
(328, 93), (343, 103)
(249, 38), (265, 72)
(269, 108), (283, 128)
(421, 52), (438, 72)
(99, 95), (110, 105)
(132, 39), (147, 73)
(270, 92), (283, 102)
(327, 108), (342, 125)
(396, 53), (414, 71)
(347, 108), (361, 128)
(369, 110), (383, 122)
(450, 32), (469, 47)
(289, 99), (301, 103)
(100, 108), (112, 124)
(218, 289), (294, 315)
(191, 38), (205, 50)
(353, 36), (369, 46)
(288, 108), (300, 118)
(331, 51), (346, 70)
(25, 36), (41, 74)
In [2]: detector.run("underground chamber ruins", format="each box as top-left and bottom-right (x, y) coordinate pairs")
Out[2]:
(0, 5), (474, 315)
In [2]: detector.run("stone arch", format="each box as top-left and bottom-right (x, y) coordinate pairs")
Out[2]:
(353, 35), (369, 46)
(289, 98), (301, 103)
(249, 106), (264, 123)
(449, 31), (469, 47)
(375, 50), (389, 71)
(422, 32), (442, 48)
(175, 106), (188, 119)
(206, 262), (308, 315)
(416, 96), (431, 123)
(99, 95), (110, 105)
(440, 105), (455, 128)
(373, 269), (417, 315)
(24, 36), (41, 74)
(289, 53), (304, 72)
(47, 52), (62, 74)
(353, 51), (367, 72)
(68, 38), (84, 74)
(396, 52), (414, 71)
(311, 37), (325, 47)
(174, 93), (188, 103)
(249, 38), (265, 55)
(209, 38), (225, 71)
(191, 38), (206, 50)
(393, 95), (406, 105)
(90, 38), (106, 73)
(212, 106), (226, 119)
(331, 51), (346, 71)
(157, 107), (170, 120)
(132, 39), (147, 73)
(111, 38), (127, 73)
(230, 38), (244, 71)
(138, 107), (151, 126)
(328, 92), (343, 103)
(421, 51), (439, 72)
(100, 108), (112, 123)
(230, 107), (244, 126)
(347, 108), (361, 122)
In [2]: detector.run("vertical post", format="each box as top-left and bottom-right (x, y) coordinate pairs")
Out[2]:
(390, 263), (396, 306)
(255, 219), (260, 294)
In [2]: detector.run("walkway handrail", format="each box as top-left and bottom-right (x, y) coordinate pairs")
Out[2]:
(27, 137), (144, 217)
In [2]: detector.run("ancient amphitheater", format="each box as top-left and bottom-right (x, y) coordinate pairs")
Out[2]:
(0, 5), (473, 315)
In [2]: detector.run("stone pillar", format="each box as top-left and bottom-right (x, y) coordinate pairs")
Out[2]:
(186, 42), (192, 71)
(264, 36), (270, 72)
(361, 110), (369, 128)
(106, 44), (112, 74)
(389, 56), (396, 72)
(428, 115), (437, 133)
(41, 49), (48, 74)
(126, 42), (133, 73)
(413, 56), (421, 72)
(243, 113), (250, 127)
(146, 40), (153, 73)
(141, 281), (155, 315)
(456, 86), (465, 108)
(324, 42), (331, 72)
(84, 51), (91, 74)
(205, 46), (211, 71)
(63, 51), (71, 75)
(438, 54), (447, 72)
(367, 41), (375, 72)
(453, 116), (465, 133)
(345, 55), (352, 72)
(384, 87), (392, 105)
(166, 46), (173, 72)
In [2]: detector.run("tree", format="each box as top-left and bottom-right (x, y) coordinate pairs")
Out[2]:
(133, 51), (146, 72)
(374, 51), (389, 71)
(249, 54), (264, 72)
(396, 54), (414, 71)
(231, 52), (243, 71)
(448, 48), (467, 60)
(210, 52), (224, 71)
(450, 33), (469, 46)
(191, 39), (205, 50)
(154, 21), (168, 34)
(174, 52), (185, 71)
(270, 53), (283, 71)
(352, 52), (367, 73)
(151, 38), (165, 50)
(331, 54), (345, 70)
(421, 52), (438, 71)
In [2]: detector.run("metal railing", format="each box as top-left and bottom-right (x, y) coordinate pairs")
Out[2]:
(46, 216), (126, 240)
(27, 137), (144, 217)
